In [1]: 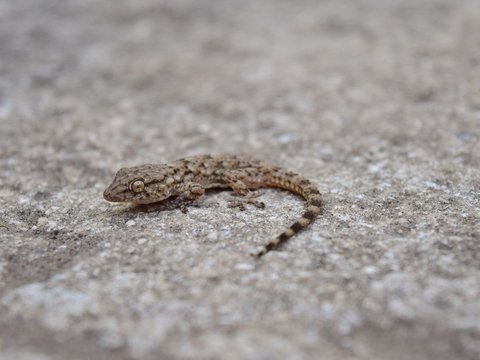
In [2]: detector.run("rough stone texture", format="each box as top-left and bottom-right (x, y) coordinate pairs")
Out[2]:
(0, 0), (479, 359)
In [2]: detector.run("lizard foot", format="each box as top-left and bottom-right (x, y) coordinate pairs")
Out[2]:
(228, 197), (265, 211)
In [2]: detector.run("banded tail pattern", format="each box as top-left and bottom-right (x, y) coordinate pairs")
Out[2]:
(255, 171), (322, 257)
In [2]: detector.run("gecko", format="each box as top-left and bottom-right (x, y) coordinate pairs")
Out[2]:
(103, 155), (322, 257)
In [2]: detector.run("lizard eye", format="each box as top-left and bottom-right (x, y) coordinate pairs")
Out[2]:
(129, 179), (145, 193)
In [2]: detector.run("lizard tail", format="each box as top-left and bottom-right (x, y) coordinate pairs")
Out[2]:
(255, 173), (322, 257)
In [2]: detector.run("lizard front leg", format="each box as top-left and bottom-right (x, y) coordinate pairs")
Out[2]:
(223, 170), (265, 210)
(175, 182), (205, 213)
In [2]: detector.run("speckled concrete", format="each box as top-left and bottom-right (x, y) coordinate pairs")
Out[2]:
(0, 0), (479, 359)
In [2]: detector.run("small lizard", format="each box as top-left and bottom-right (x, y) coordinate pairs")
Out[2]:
(103, 155), (322, 257)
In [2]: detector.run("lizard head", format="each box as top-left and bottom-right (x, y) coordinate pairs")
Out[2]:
(103, 165), (175, 204)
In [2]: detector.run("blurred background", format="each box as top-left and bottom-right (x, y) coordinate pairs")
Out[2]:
(2, 0), (477, 172)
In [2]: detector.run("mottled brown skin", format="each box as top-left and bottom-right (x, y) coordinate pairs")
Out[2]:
(104, 155), (322, 257)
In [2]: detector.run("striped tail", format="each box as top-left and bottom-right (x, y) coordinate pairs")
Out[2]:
(255, 173), (322, 257)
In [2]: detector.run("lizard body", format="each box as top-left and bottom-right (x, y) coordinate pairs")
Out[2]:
(103, 155), (322, 257)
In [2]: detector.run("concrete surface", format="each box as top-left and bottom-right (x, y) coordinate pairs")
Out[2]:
(0, 0), (479, 359)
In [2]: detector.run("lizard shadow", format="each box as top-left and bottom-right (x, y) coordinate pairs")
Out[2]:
(116, 188), (264, 215)
(118, 196), (195, 215)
